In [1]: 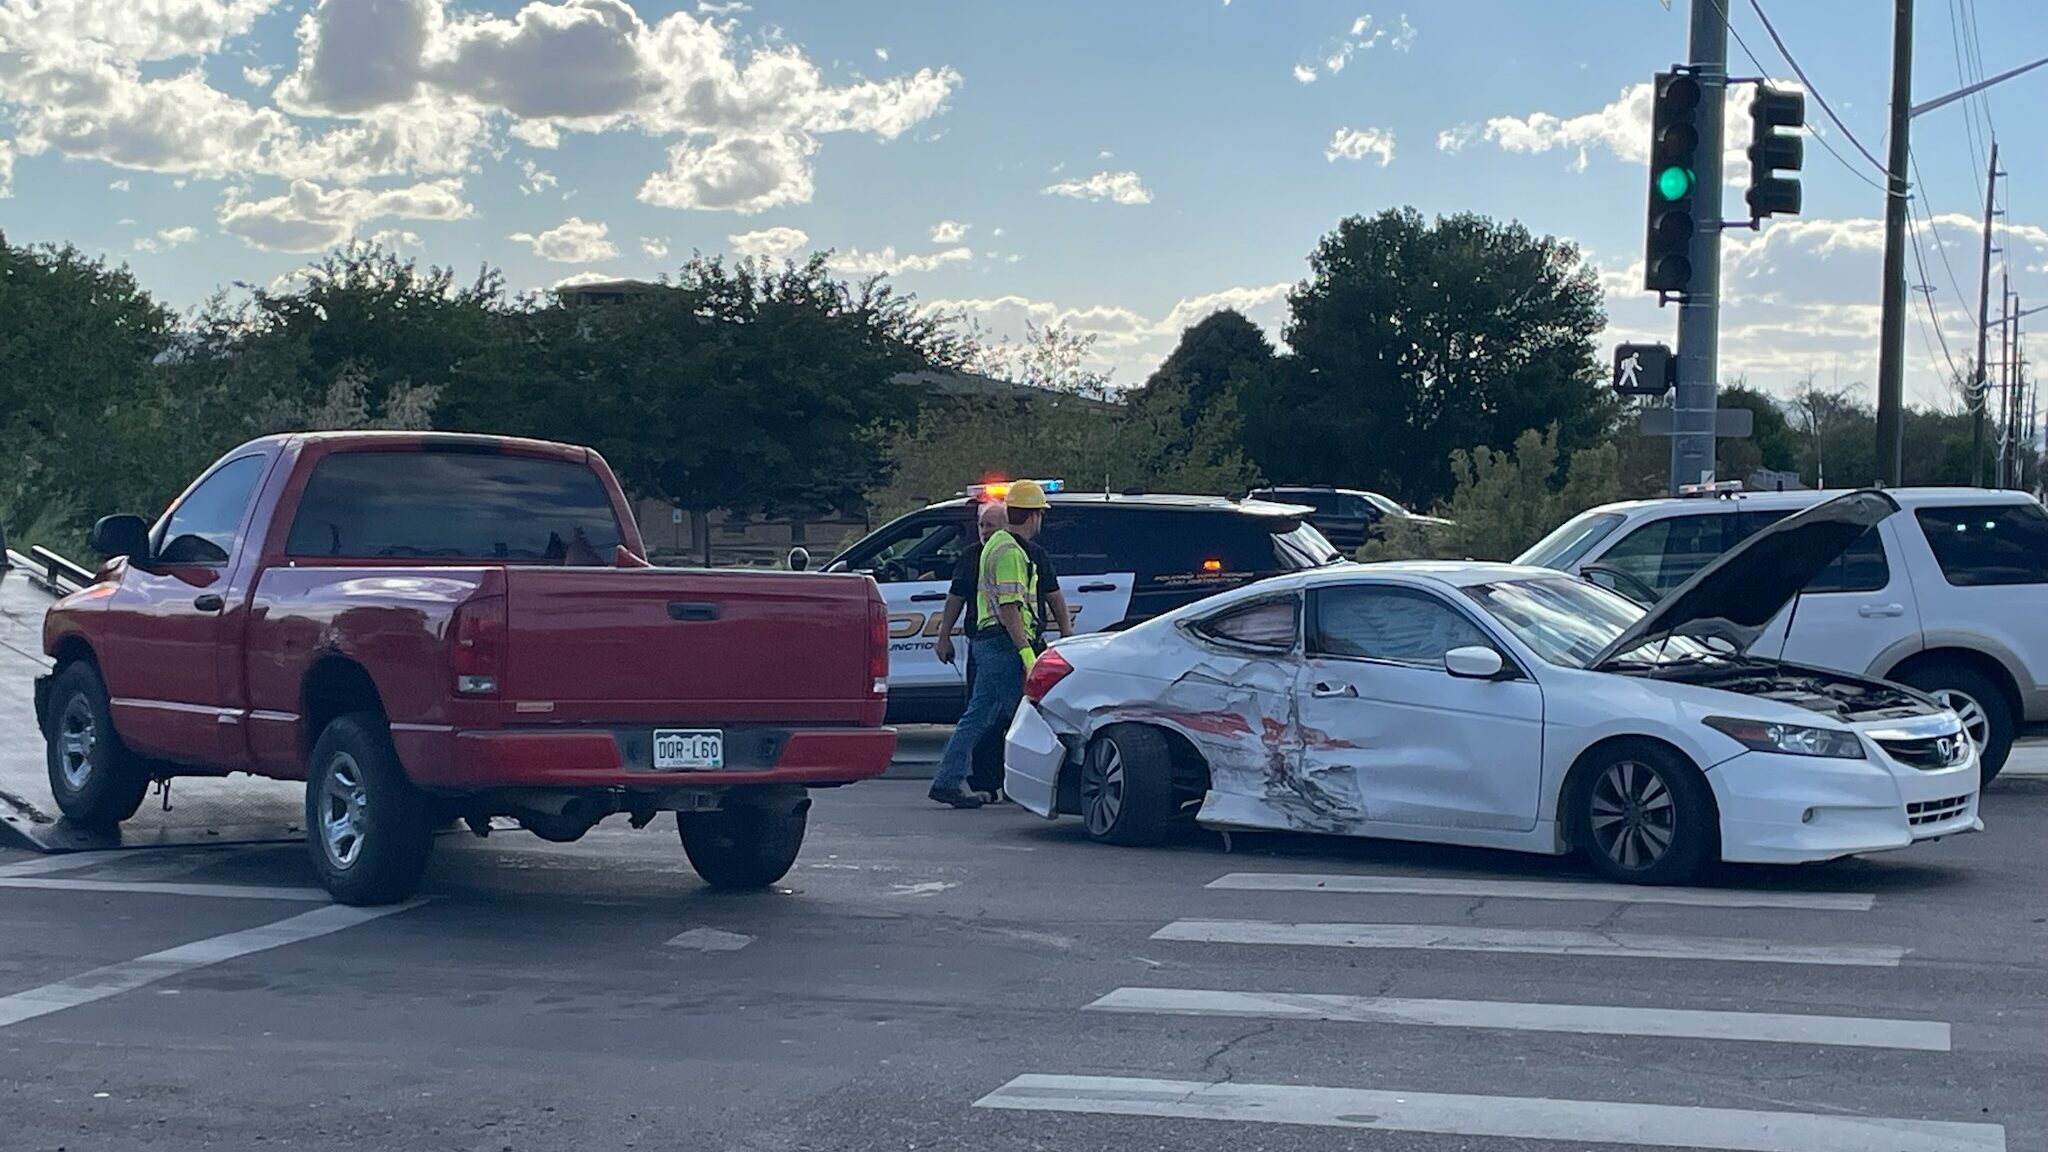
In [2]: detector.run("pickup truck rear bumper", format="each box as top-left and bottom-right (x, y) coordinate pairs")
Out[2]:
(397, 725), (897, 792)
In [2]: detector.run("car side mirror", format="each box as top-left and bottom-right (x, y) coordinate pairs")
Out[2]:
(1445, 645), (1506, 680)
(90, 514), (151, 563)
(787, 546), (811, 572)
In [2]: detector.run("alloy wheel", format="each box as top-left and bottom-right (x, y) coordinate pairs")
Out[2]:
(1081, 742), (1126, 838)
(57, 697), (97, 791)
(1931, 689), (1991, 751)
(1589, 760), (1676, 871)
(320, 754), (369, 870)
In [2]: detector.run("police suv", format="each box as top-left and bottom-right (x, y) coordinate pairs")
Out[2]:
(799, 481), (1342, 723)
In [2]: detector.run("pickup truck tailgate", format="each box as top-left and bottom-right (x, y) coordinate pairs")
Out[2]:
(501, 568), (879, 724)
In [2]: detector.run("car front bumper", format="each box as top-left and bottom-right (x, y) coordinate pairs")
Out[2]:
(1711, 748), (1982, 865)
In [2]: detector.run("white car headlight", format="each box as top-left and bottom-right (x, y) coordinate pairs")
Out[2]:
(1704, 716), (1866, 760)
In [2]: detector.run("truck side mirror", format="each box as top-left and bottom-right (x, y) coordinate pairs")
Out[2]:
(787, 547), (811, 572)
(89, 515), (151, 562)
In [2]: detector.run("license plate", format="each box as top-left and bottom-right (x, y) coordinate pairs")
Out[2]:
(653, 729), (724, 770)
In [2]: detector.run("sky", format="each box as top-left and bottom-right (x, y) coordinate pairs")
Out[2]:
(3, 0), (2046, 418)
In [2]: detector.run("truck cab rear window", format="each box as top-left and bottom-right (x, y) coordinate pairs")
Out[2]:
(285, 451), (623, 564)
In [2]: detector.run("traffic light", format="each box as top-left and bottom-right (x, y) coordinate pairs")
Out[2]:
(1746, 84), (1805, 219)
(1643, 69), (1702, 294)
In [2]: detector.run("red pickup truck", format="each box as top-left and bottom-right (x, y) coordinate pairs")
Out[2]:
(36, 432), (895, 904)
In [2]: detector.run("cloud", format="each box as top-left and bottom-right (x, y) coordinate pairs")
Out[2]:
(1042, 169), (1153, 206)
(217, 177), (473, 252)
(369, 227), (423, 249)
(1478, 81), (1761, 180)
(928, 281), (1292, 387)
(552, 269), (618, 288)
(1436, 124), (1476, 154)
(640, 235), (669, 258)
(828, 245), (972, 277)
(929, 219), (969, 243)
(109, 177), (130, 191)
(874, 47), (888, 61)
(519, 158), (557, 196)
(0, 0), (960, 221)
(1, 140), (15, 197)
(727, 224), (809, 260)
(1294, 12), (1407, 83)
(509, 216), (619, 262)
(1325, 126), (1394, 166)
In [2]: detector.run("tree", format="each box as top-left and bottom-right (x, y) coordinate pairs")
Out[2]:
(1362, 425), (1621, 563)
(1245, 208), (1613, 505)
(1139, 309), (1277, 420)
(1714, 383), (1802, 481)
(478, 254), (958, 562)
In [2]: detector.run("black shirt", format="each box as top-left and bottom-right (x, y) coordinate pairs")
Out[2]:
(950, 537), (1060, 641)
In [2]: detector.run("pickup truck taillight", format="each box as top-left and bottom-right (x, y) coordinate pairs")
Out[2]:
(868, 593), (890, 696)
(450, 594), (507, 696)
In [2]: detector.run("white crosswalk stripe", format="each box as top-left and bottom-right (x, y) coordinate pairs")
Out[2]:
(974, 865), (2005, 1149)
(1207, 870), (1877, 910)
(975, 1074), (2007, 1152)
(1084, 987), (1952, 1050)
(1151, 918), (1908, 966)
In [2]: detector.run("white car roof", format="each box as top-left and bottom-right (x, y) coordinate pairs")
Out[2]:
(1582, 486), (2037, 521)
(1293, 560), (1559, 590)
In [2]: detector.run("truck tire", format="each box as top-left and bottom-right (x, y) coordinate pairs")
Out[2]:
(677, 789), (810, 889)
(305, 714), (434, 906)
(44, 662), (151, 827)
(1895, 664), (2013, 785)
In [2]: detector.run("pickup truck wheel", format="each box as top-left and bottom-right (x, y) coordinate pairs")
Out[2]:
(44, 663), (151, 827)
(677, 791), (809, 889)
(305, 715), (434, 906)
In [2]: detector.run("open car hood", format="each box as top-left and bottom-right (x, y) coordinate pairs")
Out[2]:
(1591, 488), (1900, 669)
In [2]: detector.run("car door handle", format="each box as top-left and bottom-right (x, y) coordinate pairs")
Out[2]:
(193, 594), (224, 613)
(1857, 603), (1906, 618)
(909, 592), (947, 603)
(1312, 682), (1358, 699)
(667, 602), (720, 622)
(1077, 582), (1117, 593)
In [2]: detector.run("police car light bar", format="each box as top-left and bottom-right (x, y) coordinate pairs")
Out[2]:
(1678, 480), (1744, 497)
(963, 479), (1066, 500)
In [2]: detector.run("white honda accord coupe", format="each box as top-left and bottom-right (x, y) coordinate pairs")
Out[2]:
(1004, 489), (1983, 885)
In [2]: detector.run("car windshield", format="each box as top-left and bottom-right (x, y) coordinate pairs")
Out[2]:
(1517, 510), (1627, 569)
(1278, 519), (1345, 566)
(1464, 575), (1721, 669)
(1363, 492), (1405, 517)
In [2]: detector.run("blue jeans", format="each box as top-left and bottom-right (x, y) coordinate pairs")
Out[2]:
(933, 633), (1024, 792)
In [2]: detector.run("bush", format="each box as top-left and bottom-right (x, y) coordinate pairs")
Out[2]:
(1361, 425), (1620, 563)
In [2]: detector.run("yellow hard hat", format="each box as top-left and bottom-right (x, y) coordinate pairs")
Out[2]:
(1005, 479), (1051, 510)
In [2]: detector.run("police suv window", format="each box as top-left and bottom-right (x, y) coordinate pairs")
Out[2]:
(1914, 503), (2048, 586)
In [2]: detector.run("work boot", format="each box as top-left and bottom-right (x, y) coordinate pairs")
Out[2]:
(928, 785), (985, 809)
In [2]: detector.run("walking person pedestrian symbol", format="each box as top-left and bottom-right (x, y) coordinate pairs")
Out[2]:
(1611, 343), (1672, 396)
(1618, 351), (1643, 391)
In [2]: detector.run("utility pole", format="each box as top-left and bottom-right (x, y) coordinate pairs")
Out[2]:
(1874, 0), (1914, 487)
(2000, 278), (2014, 487)
(1972, 142), (1999, 487)
(1670, 0), (1727, 494)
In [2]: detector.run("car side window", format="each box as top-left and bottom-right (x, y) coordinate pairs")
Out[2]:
(838, 515), (968, 582)
(154, 455), (266, 567)
(1600, 512), (1727, 596)
(1312, 584), (1492, 667)
(1913, 503), (2048, 586)
(1805, 526), (1891, 594)
(1194, 597), (1299, 651)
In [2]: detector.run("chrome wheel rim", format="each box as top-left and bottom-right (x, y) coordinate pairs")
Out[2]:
(1931, 690), (1990, 750)
(319, 754), (368, 870)
(1081, 742), (1125, 837)
(57, 697), (96, 791)
(1589, 760), (1675, 871)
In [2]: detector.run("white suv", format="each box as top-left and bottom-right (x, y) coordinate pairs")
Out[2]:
(1519, 485), (2048, 782)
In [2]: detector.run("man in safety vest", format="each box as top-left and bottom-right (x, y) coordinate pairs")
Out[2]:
(928, 479), (1051, 808)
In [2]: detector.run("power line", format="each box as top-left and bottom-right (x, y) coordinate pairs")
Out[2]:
(1745, 0), (1891, 180)
(1715, 1), (1889, 193)
(1946, 0), (1986, 203)
(1908, 214), (1963, 384)
(1909, 146), (1975, 328)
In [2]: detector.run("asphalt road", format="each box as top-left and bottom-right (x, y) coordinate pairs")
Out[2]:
(2, 774), (2043, 1152)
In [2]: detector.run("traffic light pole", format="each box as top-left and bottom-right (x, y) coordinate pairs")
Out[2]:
(1670, 0), (1727, 495)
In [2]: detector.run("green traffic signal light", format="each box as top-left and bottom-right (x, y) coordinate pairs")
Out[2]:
(1656, 165), (1694, 201)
